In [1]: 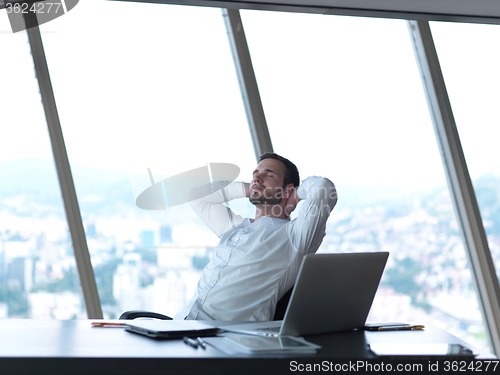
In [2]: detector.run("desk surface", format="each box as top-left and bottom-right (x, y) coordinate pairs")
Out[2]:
(0, 319), (495, 375)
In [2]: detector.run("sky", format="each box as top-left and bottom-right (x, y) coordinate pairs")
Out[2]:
(1, 1), (500, 194)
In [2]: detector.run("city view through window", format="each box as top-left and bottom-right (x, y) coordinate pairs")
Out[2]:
(1, 1), (499, 355)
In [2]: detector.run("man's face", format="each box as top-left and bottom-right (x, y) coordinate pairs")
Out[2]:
(249, 158), (287, 206)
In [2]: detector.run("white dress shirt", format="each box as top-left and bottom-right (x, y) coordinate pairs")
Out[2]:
(174, 176), (337, 321)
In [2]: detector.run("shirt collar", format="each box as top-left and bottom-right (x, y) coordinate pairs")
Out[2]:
(247, 216), (288, 227)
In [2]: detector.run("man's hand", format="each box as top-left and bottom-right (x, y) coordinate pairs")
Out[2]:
(285, 186), (300, 218)
(243, 183), (250, 198)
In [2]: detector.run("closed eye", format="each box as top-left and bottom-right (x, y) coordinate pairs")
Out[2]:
(253, 168), (277, 176)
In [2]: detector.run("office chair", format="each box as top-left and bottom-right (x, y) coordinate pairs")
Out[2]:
(119, 287), (293, 321)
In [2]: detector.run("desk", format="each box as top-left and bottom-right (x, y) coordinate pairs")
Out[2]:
(0, 319), (495, 375)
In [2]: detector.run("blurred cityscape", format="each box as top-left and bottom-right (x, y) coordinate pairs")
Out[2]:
(0, 158), (499, 353)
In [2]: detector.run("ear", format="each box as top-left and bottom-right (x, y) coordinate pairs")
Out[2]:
(284, 183), (294, 199)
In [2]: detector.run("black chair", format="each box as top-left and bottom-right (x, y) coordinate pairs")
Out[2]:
(119, 287), (293, 321)
(271, 287), (293, 321)
(119, 310), (173, 320)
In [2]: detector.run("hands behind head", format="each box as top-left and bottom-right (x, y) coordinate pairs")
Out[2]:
(285, 186), (300, 218)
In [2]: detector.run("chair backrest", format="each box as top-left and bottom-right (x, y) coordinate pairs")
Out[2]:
(273, 287), (293, 321)
(120, 287), (295, 321)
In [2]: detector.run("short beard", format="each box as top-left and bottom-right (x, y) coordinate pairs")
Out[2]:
(249, 185), (285, 206)
(249, 195), (283, 206)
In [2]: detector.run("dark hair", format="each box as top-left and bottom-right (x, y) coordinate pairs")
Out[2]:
(259, 152), (300, 187)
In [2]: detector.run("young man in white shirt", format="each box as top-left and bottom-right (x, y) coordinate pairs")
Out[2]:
(175, 153), (337, 321)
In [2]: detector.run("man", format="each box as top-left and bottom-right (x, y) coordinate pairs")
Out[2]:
(175, 153), (337, 321)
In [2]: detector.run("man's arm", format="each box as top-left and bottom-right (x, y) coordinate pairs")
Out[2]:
(287, 176), (338, 254)
(189, 181), (246, 237)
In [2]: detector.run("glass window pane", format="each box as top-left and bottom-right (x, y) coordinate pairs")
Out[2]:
(431, 20), (500, 348)
(0, 14), (85, 318)
(39, 0), (255, 318)
(242, 10), (489, 351)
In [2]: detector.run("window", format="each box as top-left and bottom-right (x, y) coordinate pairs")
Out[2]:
(431, 21), (500, 344)
(39, 0), (255, 318)
(242, 10), (489, 351)
(0, 14), (85, 318)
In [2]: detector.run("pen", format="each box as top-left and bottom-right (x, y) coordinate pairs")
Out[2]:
(377, 325), (425, 331)
(91, 322), (126, 328)
(183, 336), (199, 349)
(197, 337), (207, 349)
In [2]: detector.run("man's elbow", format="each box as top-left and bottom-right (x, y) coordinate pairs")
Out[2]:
(327, 182), (338, 211)
(316, 178), (338, 211)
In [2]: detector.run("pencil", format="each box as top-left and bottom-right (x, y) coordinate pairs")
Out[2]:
(91, 322), (126, 327)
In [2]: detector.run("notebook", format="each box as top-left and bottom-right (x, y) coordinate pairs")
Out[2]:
(220, 251), (389, 337)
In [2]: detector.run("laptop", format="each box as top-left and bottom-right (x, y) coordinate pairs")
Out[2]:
(220, 251), (389, 337)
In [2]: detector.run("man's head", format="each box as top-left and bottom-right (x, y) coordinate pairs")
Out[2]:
(249, 153), (299, 207)
(258, 153), (300, 188)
